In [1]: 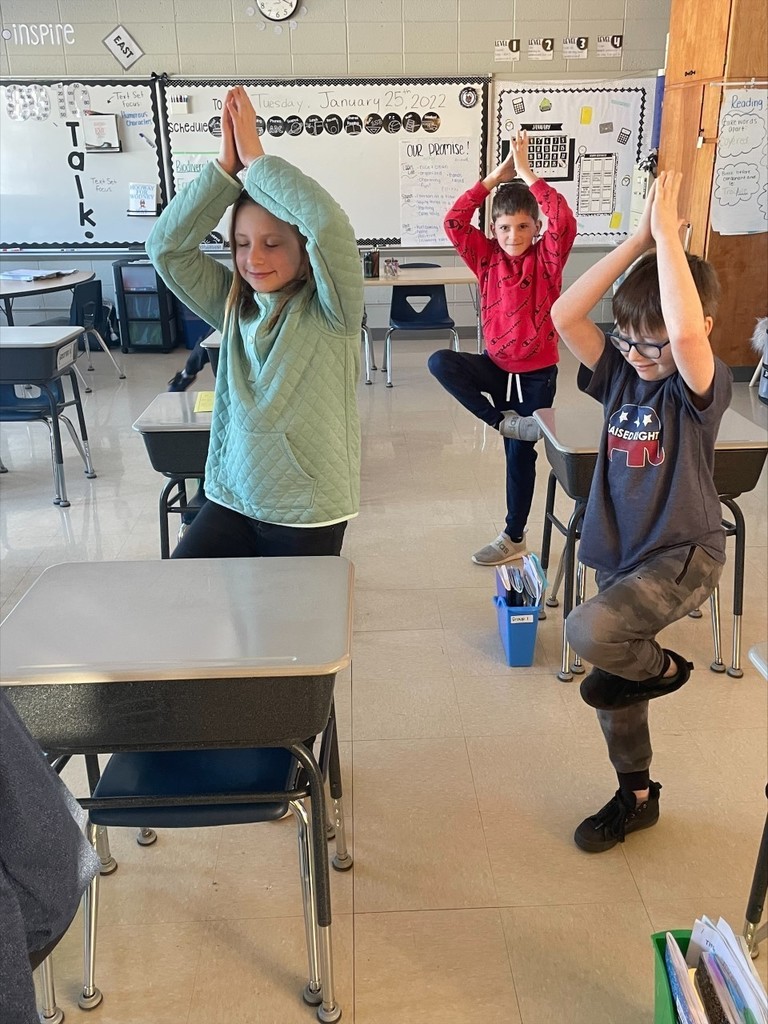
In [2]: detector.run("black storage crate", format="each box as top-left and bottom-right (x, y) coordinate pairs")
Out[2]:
(113, 258), (179, 353)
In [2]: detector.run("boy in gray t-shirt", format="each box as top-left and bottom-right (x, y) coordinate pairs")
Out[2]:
(551, 171), (731, 853)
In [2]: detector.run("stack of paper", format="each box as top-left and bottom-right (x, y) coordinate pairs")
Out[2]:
(0, 268), (76, 282)
(665, 918), (767, 1024)
(496, 553), (547, 608)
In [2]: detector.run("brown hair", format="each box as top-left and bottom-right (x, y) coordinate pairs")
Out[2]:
(223, 191), (313, 333)
(613, 251), (720, 335)
(491, 182), (540, 223)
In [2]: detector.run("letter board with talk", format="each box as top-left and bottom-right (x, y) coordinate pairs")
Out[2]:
(0, 79), (166, 248)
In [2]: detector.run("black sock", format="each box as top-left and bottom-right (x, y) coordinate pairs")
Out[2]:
(617, 770), (650, 803)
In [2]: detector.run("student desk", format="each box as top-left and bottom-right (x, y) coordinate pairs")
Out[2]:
(132, 391), (211, 558)
(0, 270), (95, 326)
(200, 329), (222, 373)
(0, 556), (354, 1021)
(533, 403), (768, 681)
(0, 325), (96, 506)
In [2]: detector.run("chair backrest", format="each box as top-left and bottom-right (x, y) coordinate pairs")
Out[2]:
(69, 280), (105, 334)
(389, 262), (452, 326)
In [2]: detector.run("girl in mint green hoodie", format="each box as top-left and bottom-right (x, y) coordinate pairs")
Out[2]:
(147, 86), (363, 558)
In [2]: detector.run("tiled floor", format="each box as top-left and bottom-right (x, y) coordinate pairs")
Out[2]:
(2, 339), (766, 1024)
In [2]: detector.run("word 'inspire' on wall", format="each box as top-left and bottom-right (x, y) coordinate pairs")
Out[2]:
(0, 23), (76, 45)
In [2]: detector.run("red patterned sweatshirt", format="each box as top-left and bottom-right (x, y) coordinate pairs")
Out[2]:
(444, 179), (577, 373)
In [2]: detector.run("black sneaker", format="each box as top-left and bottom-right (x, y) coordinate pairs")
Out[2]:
(580, 651), (693, 710)
(574, 781), (662, 853)
(167, 371), (196, 392)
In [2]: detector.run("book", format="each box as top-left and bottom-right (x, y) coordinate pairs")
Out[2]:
(193, 392), (214, 414)
(665, 933), (708, 1024)
(0, 268), (76, 282)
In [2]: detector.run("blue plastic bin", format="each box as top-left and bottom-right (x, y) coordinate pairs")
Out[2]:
(493, 568), (544, 667)
(177, 302), (214, 350)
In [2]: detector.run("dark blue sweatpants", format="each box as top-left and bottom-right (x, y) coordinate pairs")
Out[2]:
(427, 350), (557, 539)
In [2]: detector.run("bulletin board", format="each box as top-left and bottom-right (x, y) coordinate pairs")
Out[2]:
(163, 77), (489, 247)
(495, 78), (657, 241)
(0, 79), (167, 249)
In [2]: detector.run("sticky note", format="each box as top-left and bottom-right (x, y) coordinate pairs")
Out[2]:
(609, 212), (623, 229)
(579, 106), (593, 125)
(194, 391), (214, 413)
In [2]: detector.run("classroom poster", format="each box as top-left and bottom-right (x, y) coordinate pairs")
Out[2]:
(495, 78), (656, 240)
(710, 88), (768, 236)
(399, 137), (476, 246)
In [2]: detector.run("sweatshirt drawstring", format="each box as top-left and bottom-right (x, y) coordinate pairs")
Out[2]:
(506, 372), (523, 405)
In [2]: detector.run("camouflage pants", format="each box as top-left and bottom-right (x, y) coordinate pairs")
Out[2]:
(566, 544), (723, 773)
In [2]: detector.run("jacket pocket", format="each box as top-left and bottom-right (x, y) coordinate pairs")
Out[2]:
(221, 431), (317, 515)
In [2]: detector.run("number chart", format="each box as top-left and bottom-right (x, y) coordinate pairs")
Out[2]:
(495, 79), (656, 241)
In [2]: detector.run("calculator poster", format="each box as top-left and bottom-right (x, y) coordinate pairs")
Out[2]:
(495, 79), (656, 240)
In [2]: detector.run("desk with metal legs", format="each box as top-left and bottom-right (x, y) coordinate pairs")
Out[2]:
(0, 270), (95, 326)
(132, 392), (211, 557)
(0, 557), (354, 1023)
(534, 404), (768, 681)
(0, 326), (96, 506)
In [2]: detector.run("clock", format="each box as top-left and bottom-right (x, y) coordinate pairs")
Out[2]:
(255, 0), (299, 21)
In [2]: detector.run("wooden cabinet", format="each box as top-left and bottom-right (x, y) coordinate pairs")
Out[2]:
(659, 0), (768, 372)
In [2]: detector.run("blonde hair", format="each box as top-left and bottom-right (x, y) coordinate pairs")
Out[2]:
(223, 192), (313, 333)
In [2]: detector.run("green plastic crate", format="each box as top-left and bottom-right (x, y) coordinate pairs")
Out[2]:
(652, 929), (691, 1023)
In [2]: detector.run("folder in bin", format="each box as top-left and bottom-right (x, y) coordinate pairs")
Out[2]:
(493, 554), (547, 667)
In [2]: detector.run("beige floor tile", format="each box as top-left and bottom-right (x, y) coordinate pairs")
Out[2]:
(352, 738), (498, 912)
(353, 587), (440, 632)
(501, 902), (655, 1024)
(354, 909), (522, 1023)
(352, 628), (453, 683)
(51, 915), (203, 1024)
(352, 664), (463, 740)
(187, 914), (353, 1024)
(454, 671), (572, 737)
(623, 797), (766, 902)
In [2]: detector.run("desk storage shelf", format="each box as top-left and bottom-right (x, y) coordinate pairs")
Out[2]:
(113, 258), (179, 354)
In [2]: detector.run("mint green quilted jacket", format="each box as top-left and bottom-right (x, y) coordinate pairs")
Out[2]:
(146, 157), (362, 526)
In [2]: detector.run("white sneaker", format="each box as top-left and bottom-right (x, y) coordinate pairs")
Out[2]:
(471, 532), (527, 566)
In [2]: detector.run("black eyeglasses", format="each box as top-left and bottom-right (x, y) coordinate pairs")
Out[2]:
(608, 327), (670, 360)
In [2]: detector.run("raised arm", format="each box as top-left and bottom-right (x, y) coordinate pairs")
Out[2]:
(227, 86), (362, 333)
(145, 99), (243, 330)
(551, 181), (656, 370)
(651, 170), (715, 397)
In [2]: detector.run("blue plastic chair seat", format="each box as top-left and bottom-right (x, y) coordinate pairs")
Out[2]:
(89, 747), (297, 828)
(389, 312), (456, 330)
(0, 381), (65, 421)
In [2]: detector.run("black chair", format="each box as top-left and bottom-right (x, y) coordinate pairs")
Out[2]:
(34, 280), (126, 383)
(382, 262), (459, 387)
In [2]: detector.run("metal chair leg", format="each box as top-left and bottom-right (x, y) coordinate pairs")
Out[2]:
(95, 824), (118, 874)
(86, 329), (126, 380)
(571, 561), (587, 674)
(291, 799), (323, 1007)
(744, 794), (768, 957)
(709, 585), (726, 673)
(36, 955), (64, 1024)
(383, 328), (394, 387)
(722, 496), (746, 678)
(327, 719), (352, 871)
(79, 821), (103, 1010)
(361, 324), (374, 385)
(74, 362), (92, 394)
(450, 328), (460, 353)
(60, 415), (96, 479)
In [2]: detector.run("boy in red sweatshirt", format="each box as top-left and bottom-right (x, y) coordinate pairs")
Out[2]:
(429, 131), (577, 565)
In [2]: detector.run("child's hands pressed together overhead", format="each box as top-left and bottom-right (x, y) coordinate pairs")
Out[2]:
(217, 91), (243, 178)
(632, 177), (656, 251)
(226, 85), (265, 168)
(509, 129), (532, 179)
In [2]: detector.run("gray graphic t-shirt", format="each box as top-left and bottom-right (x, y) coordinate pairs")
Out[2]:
(578, 343), (732, 574)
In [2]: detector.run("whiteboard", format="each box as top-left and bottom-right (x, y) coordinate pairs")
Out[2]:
(495, 78), (657, 241)
(0, 79), (167, 249)
(163, 77), (488, 246)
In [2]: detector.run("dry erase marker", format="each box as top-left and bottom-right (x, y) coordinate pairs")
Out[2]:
(138, 132), (155, 150)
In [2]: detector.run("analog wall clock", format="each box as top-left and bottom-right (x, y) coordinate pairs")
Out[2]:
(256, 0), (299, 21)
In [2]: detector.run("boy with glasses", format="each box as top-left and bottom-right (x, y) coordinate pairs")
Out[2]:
(551, 172), (731, 852)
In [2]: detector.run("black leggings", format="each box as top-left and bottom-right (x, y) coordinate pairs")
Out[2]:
(172, 499), (347, 559)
